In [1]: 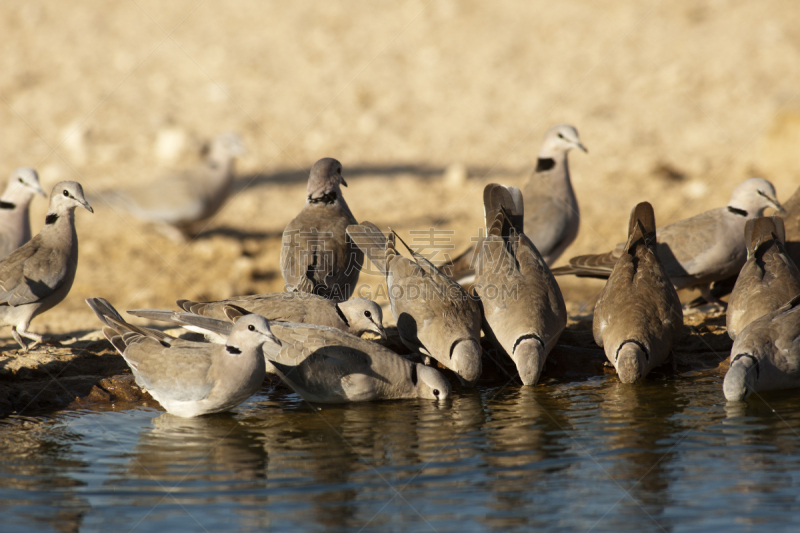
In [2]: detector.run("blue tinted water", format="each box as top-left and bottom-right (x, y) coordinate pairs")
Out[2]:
(2, 371), (800, 532)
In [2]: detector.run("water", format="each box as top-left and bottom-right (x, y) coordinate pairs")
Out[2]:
(2, 371), (800, 532)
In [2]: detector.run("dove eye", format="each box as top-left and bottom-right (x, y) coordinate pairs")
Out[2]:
(248, 324), (255, 331)
(18, 178), (24, 184)
(433, 389), (440, 397)
(364, 310), (371, 318)
(63, 190), (69, 197)
(557, 133), (565, 140)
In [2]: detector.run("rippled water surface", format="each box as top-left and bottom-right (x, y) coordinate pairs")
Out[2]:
(3, 371), (800, 532)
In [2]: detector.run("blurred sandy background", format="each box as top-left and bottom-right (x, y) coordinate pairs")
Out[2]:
(1, 0), (799, 337)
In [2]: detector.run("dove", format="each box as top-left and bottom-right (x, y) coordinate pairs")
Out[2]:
(86, 298), (280, 418)
(724, 294), (800, 402)
(281, 158), (363, 302)
(473, 183), (567, 385)
(522, 124), (587, 264)
(593, 202), (683, 383)
(104, 132), (245, 241)
(0, 167), (47, 260)
(153, 293), (386, 341)
(439, 124), (587, 283)
(553, 177), (784, 306)
(0, 181), (92, 351)
(726, 217), (800, 340)
(347, 222), (483, 385)
(124, 304), (451, 403)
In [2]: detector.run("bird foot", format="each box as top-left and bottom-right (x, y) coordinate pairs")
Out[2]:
(12, 328), (47, 353)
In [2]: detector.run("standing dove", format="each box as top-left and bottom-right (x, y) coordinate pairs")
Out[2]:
(522, 124), (587, 264)
(281, 158), (362, 302)
(129, 305), (451, 403)
(86, 298), (280, 418)
(162, 292), (386, 341)
(0, 181), (92, 351)
(553, 177), (784, 306)
(473, 183), (567, 385)
(104, 132), (245, 241)
(593, 202), (683, 383)
(0, 168), (47, 260)
(440, 124), (587, 283)
(347, 222), (483, 385)
(724, 294), (800, 402)
(726, 217), (800, 340)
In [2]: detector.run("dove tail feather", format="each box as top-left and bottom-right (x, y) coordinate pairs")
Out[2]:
(86, 297), (125, 329)
(624, 202), (657, 253)
(347, 222), (390, 274)
(86, 298), (172, 346)
(483, 184), (524, 237)
(746, 216), (785, 255)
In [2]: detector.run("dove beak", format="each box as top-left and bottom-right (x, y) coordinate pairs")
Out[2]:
(758, 190), (784, 214)
(33, 184), (47, 197)
(82, 199), (94, 213)
(341, 177), (348, 187)
(576, 142), (588, 153)
(372, 323), (387, 340)
(264, 330), (282, 348)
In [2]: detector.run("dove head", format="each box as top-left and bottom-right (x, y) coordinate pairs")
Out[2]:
(539, 124), (588, 158)
(615, 342), (646, 383)
(338, 298), (386, 339)
(226, 314), (281, 354)
(723, 353), (759, 401)
(47, 181), (93, 219)
(4, 167), (46, 202)
(451, 339), (482, 386)
(412, 363), (451, 401)
(307, 158), (346, 202)
(728, 178), (784, 216)
(511, 337), (545, 386)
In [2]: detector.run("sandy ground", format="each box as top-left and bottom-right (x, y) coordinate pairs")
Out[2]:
(0, 1), (799, 343)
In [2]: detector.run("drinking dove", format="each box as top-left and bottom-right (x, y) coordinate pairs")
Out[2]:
(473, 183), (567, 385)
(593, 202), (683, 383)
(440, 124), (587, 283)
(726, 217), (800, 340)
(0, 168), (47, 260)
(0, 181), (92, 351)
(87, 298), (280, 417)
(553, 177), (784, 307)
(347, 222), (483, 385)
(125, 305), (452, 403)
(152, 293), (385, 341)
(281, 158), (363, 302)
(104, 132), (244, 241)
(724, 294), (800, 401)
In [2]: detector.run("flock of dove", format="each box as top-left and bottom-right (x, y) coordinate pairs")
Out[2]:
(1, 124), (799, 418)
